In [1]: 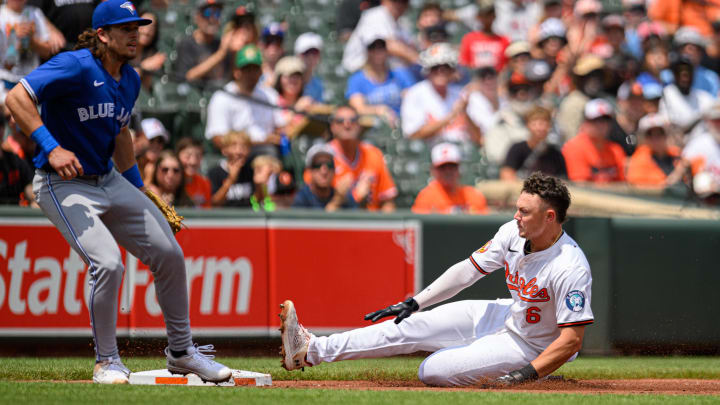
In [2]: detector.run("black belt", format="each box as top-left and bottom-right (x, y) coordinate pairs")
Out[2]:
(41, 164), (102, 180)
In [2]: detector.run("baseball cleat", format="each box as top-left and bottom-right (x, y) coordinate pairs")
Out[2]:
(279, 300), (314, 371)
(165, 344), (232, 383)
(93, 357), (130, 384)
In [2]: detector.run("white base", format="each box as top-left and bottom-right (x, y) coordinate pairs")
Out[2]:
(128, 369), (272, 387)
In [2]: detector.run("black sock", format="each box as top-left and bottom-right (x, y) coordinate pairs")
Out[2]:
(170, 349), (187, 358)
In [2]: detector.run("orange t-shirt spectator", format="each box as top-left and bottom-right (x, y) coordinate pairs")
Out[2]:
(412, 143), (489, 214)
(562, 99), (626, 183)
(627, 114), (685, 187)
(176, 137), (212, 208)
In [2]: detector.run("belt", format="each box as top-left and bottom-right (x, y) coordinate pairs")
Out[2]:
(41, 165), (103, 180)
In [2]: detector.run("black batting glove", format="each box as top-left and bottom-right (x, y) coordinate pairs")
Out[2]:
(496, 363), (539, 385)
(364, 298), (419, 324)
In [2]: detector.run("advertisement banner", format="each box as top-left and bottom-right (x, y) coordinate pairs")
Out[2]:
(0, 218), (420, 337)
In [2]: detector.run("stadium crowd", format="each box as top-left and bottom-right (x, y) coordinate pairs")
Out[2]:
(2, 0), (720, 212)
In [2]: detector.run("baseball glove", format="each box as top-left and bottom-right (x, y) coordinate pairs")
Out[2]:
(144, 189), (186, 234)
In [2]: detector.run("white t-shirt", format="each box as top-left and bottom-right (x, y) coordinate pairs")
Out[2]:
(452, 0), (541, 41)
(468, 221), (594, 352)
(659, 85), (714, 131)
(401, 80), (469, 144)
(466, 91), (501, 135)
(0, 5), (49, 83)
(683, 131), (720, 185)
(205, 81), (286, 143)
(342, 5), (413, 73)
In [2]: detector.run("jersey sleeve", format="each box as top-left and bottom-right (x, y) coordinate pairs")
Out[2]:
(467, 223), (512, 275)
(554, 267), (594, 327)
(21, 52), (81, 104)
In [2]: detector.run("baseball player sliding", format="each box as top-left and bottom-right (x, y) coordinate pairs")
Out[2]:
(5, 0), (230, 384)
(280, 173), (593, 386)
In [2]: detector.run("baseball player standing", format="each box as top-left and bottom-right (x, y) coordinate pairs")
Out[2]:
(5, 0), (231, 384)
(280, 172), (593, 386)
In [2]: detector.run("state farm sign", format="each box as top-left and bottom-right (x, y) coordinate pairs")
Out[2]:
(0, 218), (420, 337)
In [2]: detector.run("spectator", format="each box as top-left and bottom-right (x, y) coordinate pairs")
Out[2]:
(621, 0), (646, 61)
(293, 143), (357, 211)
(502, 41), (531, 82)
(130, 10), (166, 91)
(249, 154), (285, 212)
(1, 104), (33, 165)
(346, 35), (409, 127)
(659, 55), (714, 134)
(532, 18), (566, 87)
(328, 105), (397, 211)
(565, 0), (602, 57)
(342, 0), (418, 74)
(335, 0), (380, 42)
(674, 26), (720, 97)
(500, 106), (566, 181)
(176, 137), (212, 208)
(209, 131), (254, 207)
(556, 54), (605, 142)
(527, 1), (563, 45)
(484, 71), (533, 165)
(682, 104), (720, 200)
(612, 80), (644, 156)
(294, 32), (325, 102)
(0, 147), (34, 206)
(175, 0), (234, 87)
(636, 42), (671, 88)
(401, 43), (482, 146)
(458, 0), (511, 72)
(649, 0), (720, 37)
(466, 66), (502, 137)
(416, 3), (444, 51)
(493, 0), (541, 42)
(412, 142), (488, 214)
(138, 117), (169, 184)
(205, 44), (285, 152)
(562, 98), (626, 183)
(27, 0), (97, 52)
(0, 0), (51, 89)
(259, 22), (285, 88)
(627, 113), (688, 188)
(274, 56), (317, 138)
(148, 151), (195, 208)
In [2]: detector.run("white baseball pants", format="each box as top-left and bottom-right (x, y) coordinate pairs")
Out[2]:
(33, 169), (193, 361)
(307, 299), (541, 386)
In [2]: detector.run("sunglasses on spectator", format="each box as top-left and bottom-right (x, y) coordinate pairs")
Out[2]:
(332, 116), (359, 125)
(160, 167), (181, 174)
(311, 161), (335, 170)
(201, 7), (222, 19)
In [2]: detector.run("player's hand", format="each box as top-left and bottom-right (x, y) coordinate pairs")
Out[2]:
(496, 364), (539, 385)
(48, 146), (83, 180)
(364, 298), (419, 324)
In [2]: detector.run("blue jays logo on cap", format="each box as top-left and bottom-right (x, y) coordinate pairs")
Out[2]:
(92, 0), (153, 30)
(565, 290), (586, 312)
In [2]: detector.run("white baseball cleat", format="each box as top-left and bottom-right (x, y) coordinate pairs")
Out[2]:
(165, 344), (232, 382)
(279, 300), (314, 371)
(93, 357), (130, 384)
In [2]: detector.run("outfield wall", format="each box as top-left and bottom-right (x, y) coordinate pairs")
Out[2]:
(0, 207), (717, 355)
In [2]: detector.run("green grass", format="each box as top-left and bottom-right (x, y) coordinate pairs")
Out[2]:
(2, 356), (720, 381)
(1, 357), (719, 404)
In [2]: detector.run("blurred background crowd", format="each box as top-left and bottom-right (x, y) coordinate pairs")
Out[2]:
(2, 0), (720, 214)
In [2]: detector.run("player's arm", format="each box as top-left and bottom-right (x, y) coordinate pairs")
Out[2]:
(113, 126), (145, 190)
(498, 325), (585, 384)
(5, 83), (83, 180)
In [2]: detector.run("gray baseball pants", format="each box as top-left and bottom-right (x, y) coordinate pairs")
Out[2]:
(33, 169), (193, 361)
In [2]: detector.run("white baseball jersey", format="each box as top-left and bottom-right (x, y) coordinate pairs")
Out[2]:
(468, 221), (594, 352)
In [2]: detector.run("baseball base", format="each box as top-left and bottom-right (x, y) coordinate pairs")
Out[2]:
(128, 369), (272, 387)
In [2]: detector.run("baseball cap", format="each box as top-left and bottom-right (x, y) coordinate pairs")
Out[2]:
(275, 56), (305, 77)
(637, 113), (669, 135)
(674, 26), (708, 48)
(294, 32), (323, 55)
(642, 82), (663, 100)
(525, 59), (552, 82)
(305, 143), (335, 167)
(602, 14), (625, 29)
(476, 0), (495, 14)
(92, 0), (152, 30)
(505, 41), (531, 59)
(616, 80), (643, 100)
(196, 0), (223, 10)
(420, 42), (458, 71)
(584, 99), (614, 120)
(262, 22), (285, 40)
(573, 54), (604, 76)
(637, 21), (667, 41)
(141, 117), (169, 142)
(431, 142), (462, 167)
(537, 18), (566, 44)
(235, 44), (262, 68)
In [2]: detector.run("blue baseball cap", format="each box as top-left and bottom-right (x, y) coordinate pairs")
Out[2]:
(92, 0), (152, 30)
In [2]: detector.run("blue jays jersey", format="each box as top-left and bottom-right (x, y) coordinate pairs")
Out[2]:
(20, 48), (141, 175)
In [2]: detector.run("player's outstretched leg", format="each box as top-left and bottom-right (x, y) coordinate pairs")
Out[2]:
(279, 300), (315, 371)
(93, 357), (130, 384)
(165, 344), (232, 382)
